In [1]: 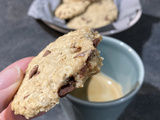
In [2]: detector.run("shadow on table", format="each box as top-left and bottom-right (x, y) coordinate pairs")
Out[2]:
(111, 14), (160, 57)
(119, 82), (160, 120)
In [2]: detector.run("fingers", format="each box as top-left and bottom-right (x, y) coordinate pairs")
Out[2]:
(0, 57), (34, 112)
(0, 66), (23, 112)
(0, 57), (45, 120)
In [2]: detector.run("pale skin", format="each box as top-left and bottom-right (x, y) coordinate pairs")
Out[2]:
(0, 57), (44, 120)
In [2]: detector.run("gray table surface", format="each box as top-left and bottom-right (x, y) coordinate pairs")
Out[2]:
(0, 0), (160, 120)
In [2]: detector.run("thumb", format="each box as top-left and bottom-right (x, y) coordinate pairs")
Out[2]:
(0, 66), (23, 112)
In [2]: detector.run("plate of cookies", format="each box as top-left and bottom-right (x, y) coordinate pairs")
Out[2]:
(28, 0), (142, 35)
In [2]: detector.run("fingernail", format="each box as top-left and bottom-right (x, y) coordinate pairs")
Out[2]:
(0, 66), (22, 90)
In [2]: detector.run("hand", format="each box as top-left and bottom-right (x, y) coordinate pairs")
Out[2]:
(0, 57), (35, 120)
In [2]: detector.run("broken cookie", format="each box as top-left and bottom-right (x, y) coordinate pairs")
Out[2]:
(11, 27), (103, 119)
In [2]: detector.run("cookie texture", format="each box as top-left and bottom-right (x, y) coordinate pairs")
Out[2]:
(11, 27), (103, 119)
(55, 1), (90, 20)
(67, 0), (118, 29)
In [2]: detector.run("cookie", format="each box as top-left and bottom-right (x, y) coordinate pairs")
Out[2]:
(67, 0), (118, 29)
(55, 1), (90, 20)
(11, 27), (103, 119)
(63, 0), (100, 3)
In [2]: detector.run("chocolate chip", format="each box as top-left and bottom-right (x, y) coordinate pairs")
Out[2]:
(74, 47), (81, 53)
(34, 71), (40, 77)
(24, 94), (30, 100)
(105, 16), (108, 20)
(80, 50), (94, 75)
(43, 50), (51, 57)
(58, 76), (75, 97)
(74, 51), (86, 58)
(80, 61), (92, 75)
(29, 65), (39, 79)
(80, 63), (88, 75)
(93, 38), (100, 48)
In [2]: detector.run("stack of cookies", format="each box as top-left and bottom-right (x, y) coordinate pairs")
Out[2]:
(55, 0), (118, 29)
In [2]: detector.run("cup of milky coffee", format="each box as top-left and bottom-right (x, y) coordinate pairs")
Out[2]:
(60, 36), (144, 120)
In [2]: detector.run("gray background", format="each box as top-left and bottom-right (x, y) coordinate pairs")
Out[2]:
(0, 0), (160, 119)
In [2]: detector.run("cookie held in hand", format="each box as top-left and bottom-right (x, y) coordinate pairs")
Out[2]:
(11, 27), (103, 119)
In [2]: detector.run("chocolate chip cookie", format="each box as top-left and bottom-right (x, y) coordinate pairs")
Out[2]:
(67, 0), (118, 29)
(11, 27), (103, 119)
(55, 1), (90, 20)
